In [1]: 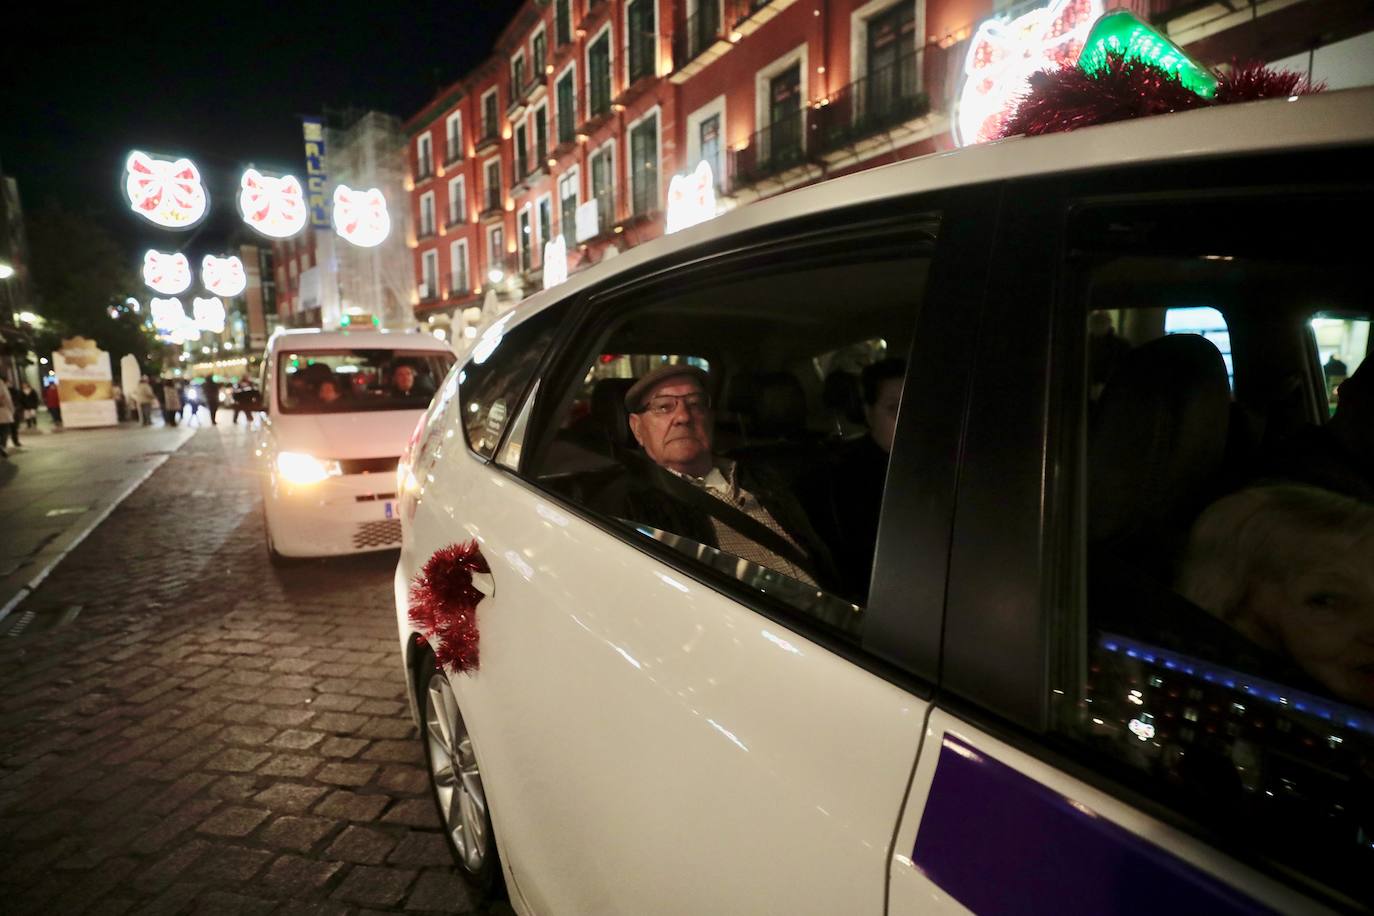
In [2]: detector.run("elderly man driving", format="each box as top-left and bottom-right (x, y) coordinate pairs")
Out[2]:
(595, 364), (836, 590)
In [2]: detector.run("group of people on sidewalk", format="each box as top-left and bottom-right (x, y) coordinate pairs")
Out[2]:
(132, 375), (259, 428)
(1, 378), (45, 458)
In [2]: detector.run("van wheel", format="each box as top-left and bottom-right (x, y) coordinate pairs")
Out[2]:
(418, 649), (503, 899)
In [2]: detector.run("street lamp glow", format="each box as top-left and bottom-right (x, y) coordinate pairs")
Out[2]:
(18, 310), (39, 324)
(0, 263), (14, 279)
(488, 268), (504, 284)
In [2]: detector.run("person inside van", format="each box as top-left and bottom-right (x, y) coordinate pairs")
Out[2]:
(592, 364), (838, 592)
(801, 359), (905, 601)
(317, 378), (344, 405)
(1177, 483), (1374, 709)
(1267, 360), (1373, 504)
(390, 362), (434, 400)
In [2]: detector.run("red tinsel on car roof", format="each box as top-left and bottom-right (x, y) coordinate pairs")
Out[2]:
(1000, 53), (1325, 139)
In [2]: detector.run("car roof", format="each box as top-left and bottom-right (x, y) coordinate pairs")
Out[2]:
(496, 87), (1374, 336)
(268, 328), (454, 353)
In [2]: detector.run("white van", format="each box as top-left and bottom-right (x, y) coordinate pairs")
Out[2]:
(394, 88), (1374, 914)
(259, 328), (454, 562)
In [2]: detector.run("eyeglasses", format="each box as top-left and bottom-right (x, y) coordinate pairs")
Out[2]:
(633, 393), (711, 417)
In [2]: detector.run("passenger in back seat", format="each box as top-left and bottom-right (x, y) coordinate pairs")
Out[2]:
(1265, 360), (1373, 503)
(800, 359), (905, 602)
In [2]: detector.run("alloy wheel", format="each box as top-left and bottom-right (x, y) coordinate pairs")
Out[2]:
(424, 671), (489, 873)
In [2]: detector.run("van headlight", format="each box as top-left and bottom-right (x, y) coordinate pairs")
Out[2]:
(276, 451), (342, 485)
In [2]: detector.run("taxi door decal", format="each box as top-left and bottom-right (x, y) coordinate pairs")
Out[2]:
(911, 736), (1270, 915)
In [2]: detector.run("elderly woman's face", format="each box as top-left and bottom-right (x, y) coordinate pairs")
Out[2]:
(1242, 546), (1374, 709)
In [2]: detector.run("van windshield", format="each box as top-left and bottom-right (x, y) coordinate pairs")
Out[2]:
(277, 348), (454, 414)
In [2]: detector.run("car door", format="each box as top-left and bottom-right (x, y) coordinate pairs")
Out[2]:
(418, 190), (997, 915)
(887, 146), (1374, 913)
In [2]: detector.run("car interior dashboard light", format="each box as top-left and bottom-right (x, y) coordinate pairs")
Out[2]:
(1077, 10), (1218, 98)
(276, 451), (341, 485)
(333, 184), (391, 247)
(125, 150), (208, 229)
(142, 249), (192, 295)
(201, 254), (247, 297)
(239, 168), (308, 239)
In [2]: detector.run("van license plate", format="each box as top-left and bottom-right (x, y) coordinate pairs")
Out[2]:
(384, 501), (394, 519)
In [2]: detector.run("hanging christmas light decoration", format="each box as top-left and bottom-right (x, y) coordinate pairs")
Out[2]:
(192, 297), (226, 333)
(999, 10), (1324, 138)
(409, 541), (491, 674)
(542, 235), (568, 290)
(954, 0), (1104, 146)
(332, 184), (391, 247)
(125, 151), (209, 229)
(150, 297), (190, 342)
(201, 254), (247, 297)
(665, 160), (717, 235)
(142, 249), (192, 295)
(239, 168), (308, 239)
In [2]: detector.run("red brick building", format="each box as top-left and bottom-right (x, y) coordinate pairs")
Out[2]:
(405, 0), (1373, 333)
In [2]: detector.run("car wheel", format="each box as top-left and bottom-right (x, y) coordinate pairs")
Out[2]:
(418, 649), (503, 898)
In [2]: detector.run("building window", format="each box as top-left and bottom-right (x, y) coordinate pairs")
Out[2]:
(861, 1), (919, 128)
(487, 225), (506, 279)
(450, 239), (470, 295)
(590, 143), (615, 234)
(559, 168), (579, 242)
(556, 65), (577, 144)
(420, 249), (438, 299)
(588, 27), (612, 119)
(688, 95), (726, 188)
(420, 191), (436, 237)
(532, 26), (547, 79)
(532, 104), (549, 166)
(625, 0), (656, 84)
(515, 123), (530, 182)
(629, 111), (658, 217)
(555, 0), (572, 46)
(537, 195), (553, 254)
(484, 159), (502, 211)
(518, 206), (533, 273)
(445, 111), (463, 163)
(448, 176), (466, 225)
(417, 133), (433, 180)
(482, 89), (499, 141)
(512, 51), (527, 99)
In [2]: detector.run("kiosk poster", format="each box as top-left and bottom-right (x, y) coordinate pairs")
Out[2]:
(53, 337), (118, 428)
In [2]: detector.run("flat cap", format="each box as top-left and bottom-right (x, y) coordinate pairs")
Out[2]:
(624, 364), (710, 411)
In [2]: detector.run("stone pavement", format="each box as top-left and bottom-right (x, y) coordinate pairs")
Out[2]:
(0, 419), (195, 618)
(0, 424), (512, 916)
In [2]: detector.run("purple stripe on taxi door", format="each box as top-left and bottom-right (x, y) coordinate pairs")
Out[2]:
(910, 736), (1271, 915)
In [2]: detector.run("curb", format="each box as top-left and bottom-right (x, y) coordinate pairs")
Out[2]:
(0, 429), (195, 626)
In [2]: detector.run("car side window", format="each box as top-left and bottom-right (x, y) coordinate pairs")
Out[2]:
(459, 306), (563, 459)
(1055, 194), (1373, 903)
(517, 216), (940, 641)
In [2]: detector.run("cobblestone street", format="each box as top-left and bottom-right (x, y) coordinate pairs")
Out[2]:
(0, 425), (506, 916)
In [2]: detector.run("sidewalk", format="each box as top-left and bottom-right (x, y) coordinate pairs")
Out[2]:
(0, 419), (195, 621)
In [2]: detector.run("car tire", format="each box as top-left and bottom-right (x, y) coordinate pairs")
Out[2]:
(417, 648), (504, 900)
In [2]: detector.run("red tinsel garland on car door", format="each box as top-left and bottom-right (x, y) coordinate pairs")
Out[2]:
(409, 540), (490, 674)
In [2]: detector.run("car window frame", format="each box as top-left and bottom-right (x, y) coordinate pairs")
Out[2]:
(489, 191), (997, 696)
(936, 146), (1374, 911)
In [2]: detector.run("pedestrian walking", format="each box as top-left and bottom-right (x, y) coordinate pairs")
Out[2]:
(136, 375), (158, 426)
(203, 376), (221, 425)
(42, 380), (61, 426)
(231, 377), (257, 425)
(5, 379), (21, 447)
(20, 382), (39, 430)
(161, 379), (181, 426)
(0, 380), (15, 457)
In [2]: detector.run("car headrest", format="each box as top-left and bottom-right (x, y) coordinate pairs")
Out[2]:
(1089, 334), (1231, 553)
(823, 370), (865, 425)
(750, 373), (808, 438)
(591, 377), (637, 450)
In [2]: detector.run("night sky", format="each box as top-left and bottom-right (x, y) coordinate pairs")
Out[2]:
(1, 1), (522, 263)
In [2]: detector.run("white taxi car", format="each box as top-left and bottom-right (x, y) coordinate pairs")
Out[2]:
(259, 328), (453, 562)
(394, 87), (1374, 914)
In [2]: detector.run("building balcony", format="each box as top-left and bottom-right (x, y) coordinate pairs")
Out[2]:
(415, 164), (436, 184)
(417, 226), (438, 242)
(672, 3), (724, 74)
(578, 0), (607, 32)
(443, 146), (464, 167)
(417, 284), (439, 305)
(480, 192), (505, 221)
(811, 51), (931, 157)
(670, 0), (800, 85)
(475, 128), (501, 154)
(729, 111), (814, 192)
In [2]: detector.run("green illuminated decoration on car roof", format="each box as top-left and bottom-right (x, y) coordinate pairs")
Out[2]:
(1078, 10), (1218, 99)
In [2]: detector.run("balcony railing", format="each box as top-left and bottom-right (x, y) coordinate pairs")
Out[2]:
(587, 66), (612, 119)
(415, 161), (435, 182)
(673, 2), (723, 69)
(630, 164), (658, 218)
(812, 51), (930, 154)
(594, 186), (615, 236)
(626, 27), (656, 85)
(443, 141), (464, 166)
(476, 124), (501, 150)
(481, 188), (503, 217)
(730, 110), (810, 189)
